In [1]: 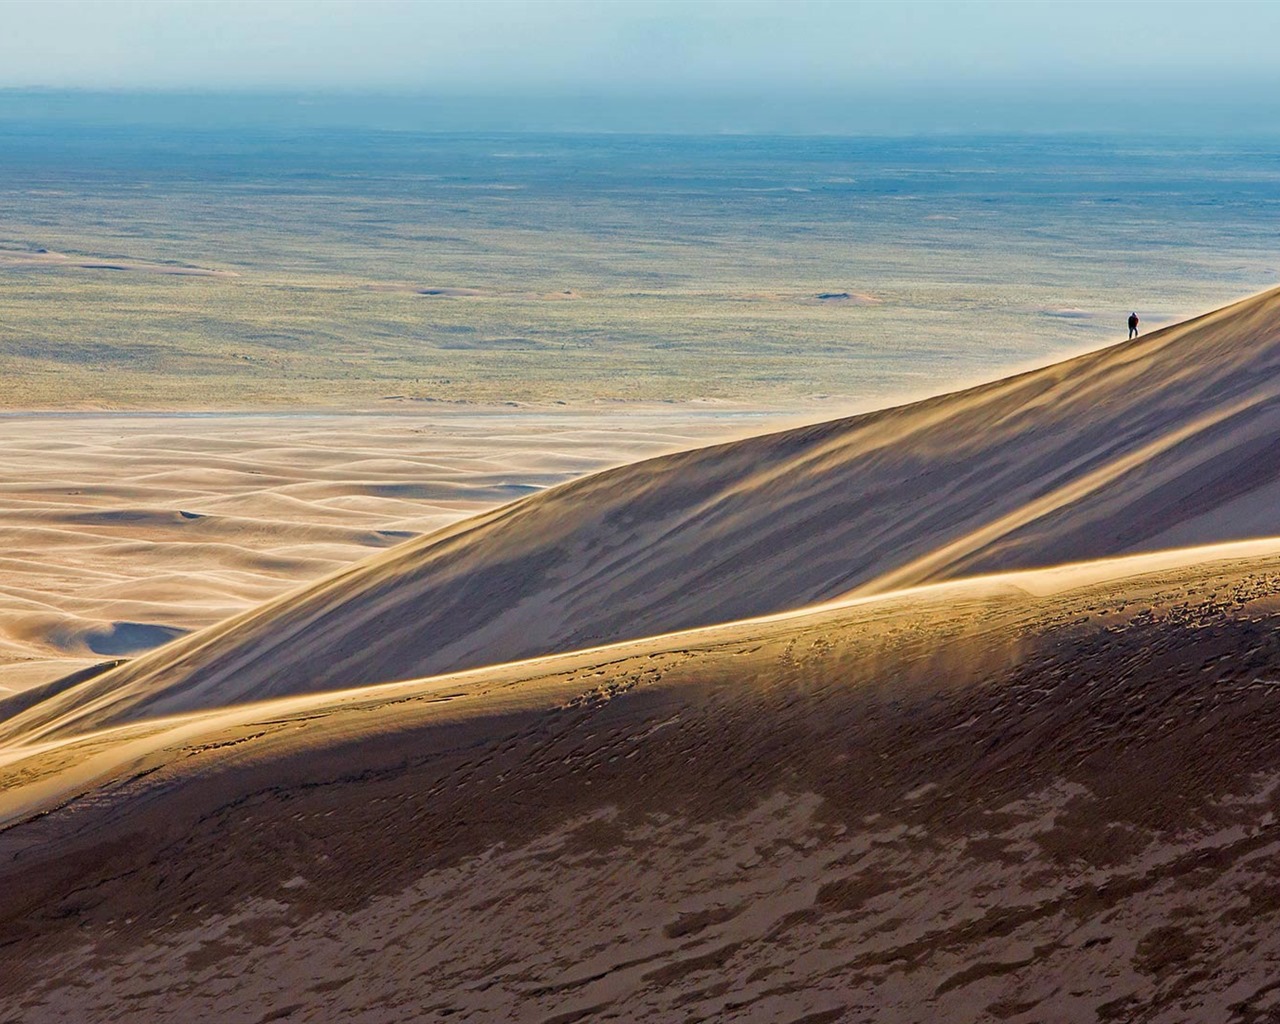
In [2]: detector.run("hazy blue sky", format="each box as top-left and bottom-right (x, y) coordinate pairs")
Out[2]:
(5, 0), (1279, 92)
(2, 0), (1279, 132)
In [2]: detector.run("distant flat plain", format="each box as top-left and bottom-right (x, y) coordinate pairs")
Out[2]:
(0, 127), (1276, 409)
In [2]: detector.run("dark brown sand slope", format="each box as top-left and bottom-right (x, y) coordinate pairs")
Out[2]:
(7, 285), (1280, 738)
(6, 543), (1280, 1022)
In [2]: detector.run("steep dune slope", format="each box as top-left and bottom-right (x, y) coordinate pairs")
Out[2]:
(7, 542), (1280, 1021)
(7, 286), (1280, 740)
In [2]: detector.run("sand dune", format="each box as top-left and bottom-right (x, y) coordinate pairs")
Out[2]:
(7, 542), (1280, 1020)
(8, 288), (1280, 1019)
(11, 286), (1280, 737)
(0, 410), (764, 695)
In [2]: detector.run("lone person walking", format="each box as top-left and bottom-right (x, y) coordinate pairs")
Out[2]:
(1128, 311), (1140, 339)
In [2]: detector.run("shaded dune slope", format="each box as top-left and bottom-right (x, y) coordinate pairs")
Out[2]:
(8, 544), (1280, 1020)
(7, 286), (1280, 742)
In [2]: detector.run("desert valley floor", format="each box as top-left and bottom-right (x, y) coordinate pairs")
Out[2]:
(8, 288), (1280, 1021)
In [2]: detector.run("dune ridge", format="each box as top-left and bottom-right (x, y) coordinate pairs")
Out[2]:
(7, 285), (1280, 742)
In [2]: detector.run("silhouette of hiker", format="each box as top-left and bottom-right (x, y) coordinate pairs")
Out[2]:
(1128, 312), (1139, 339)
